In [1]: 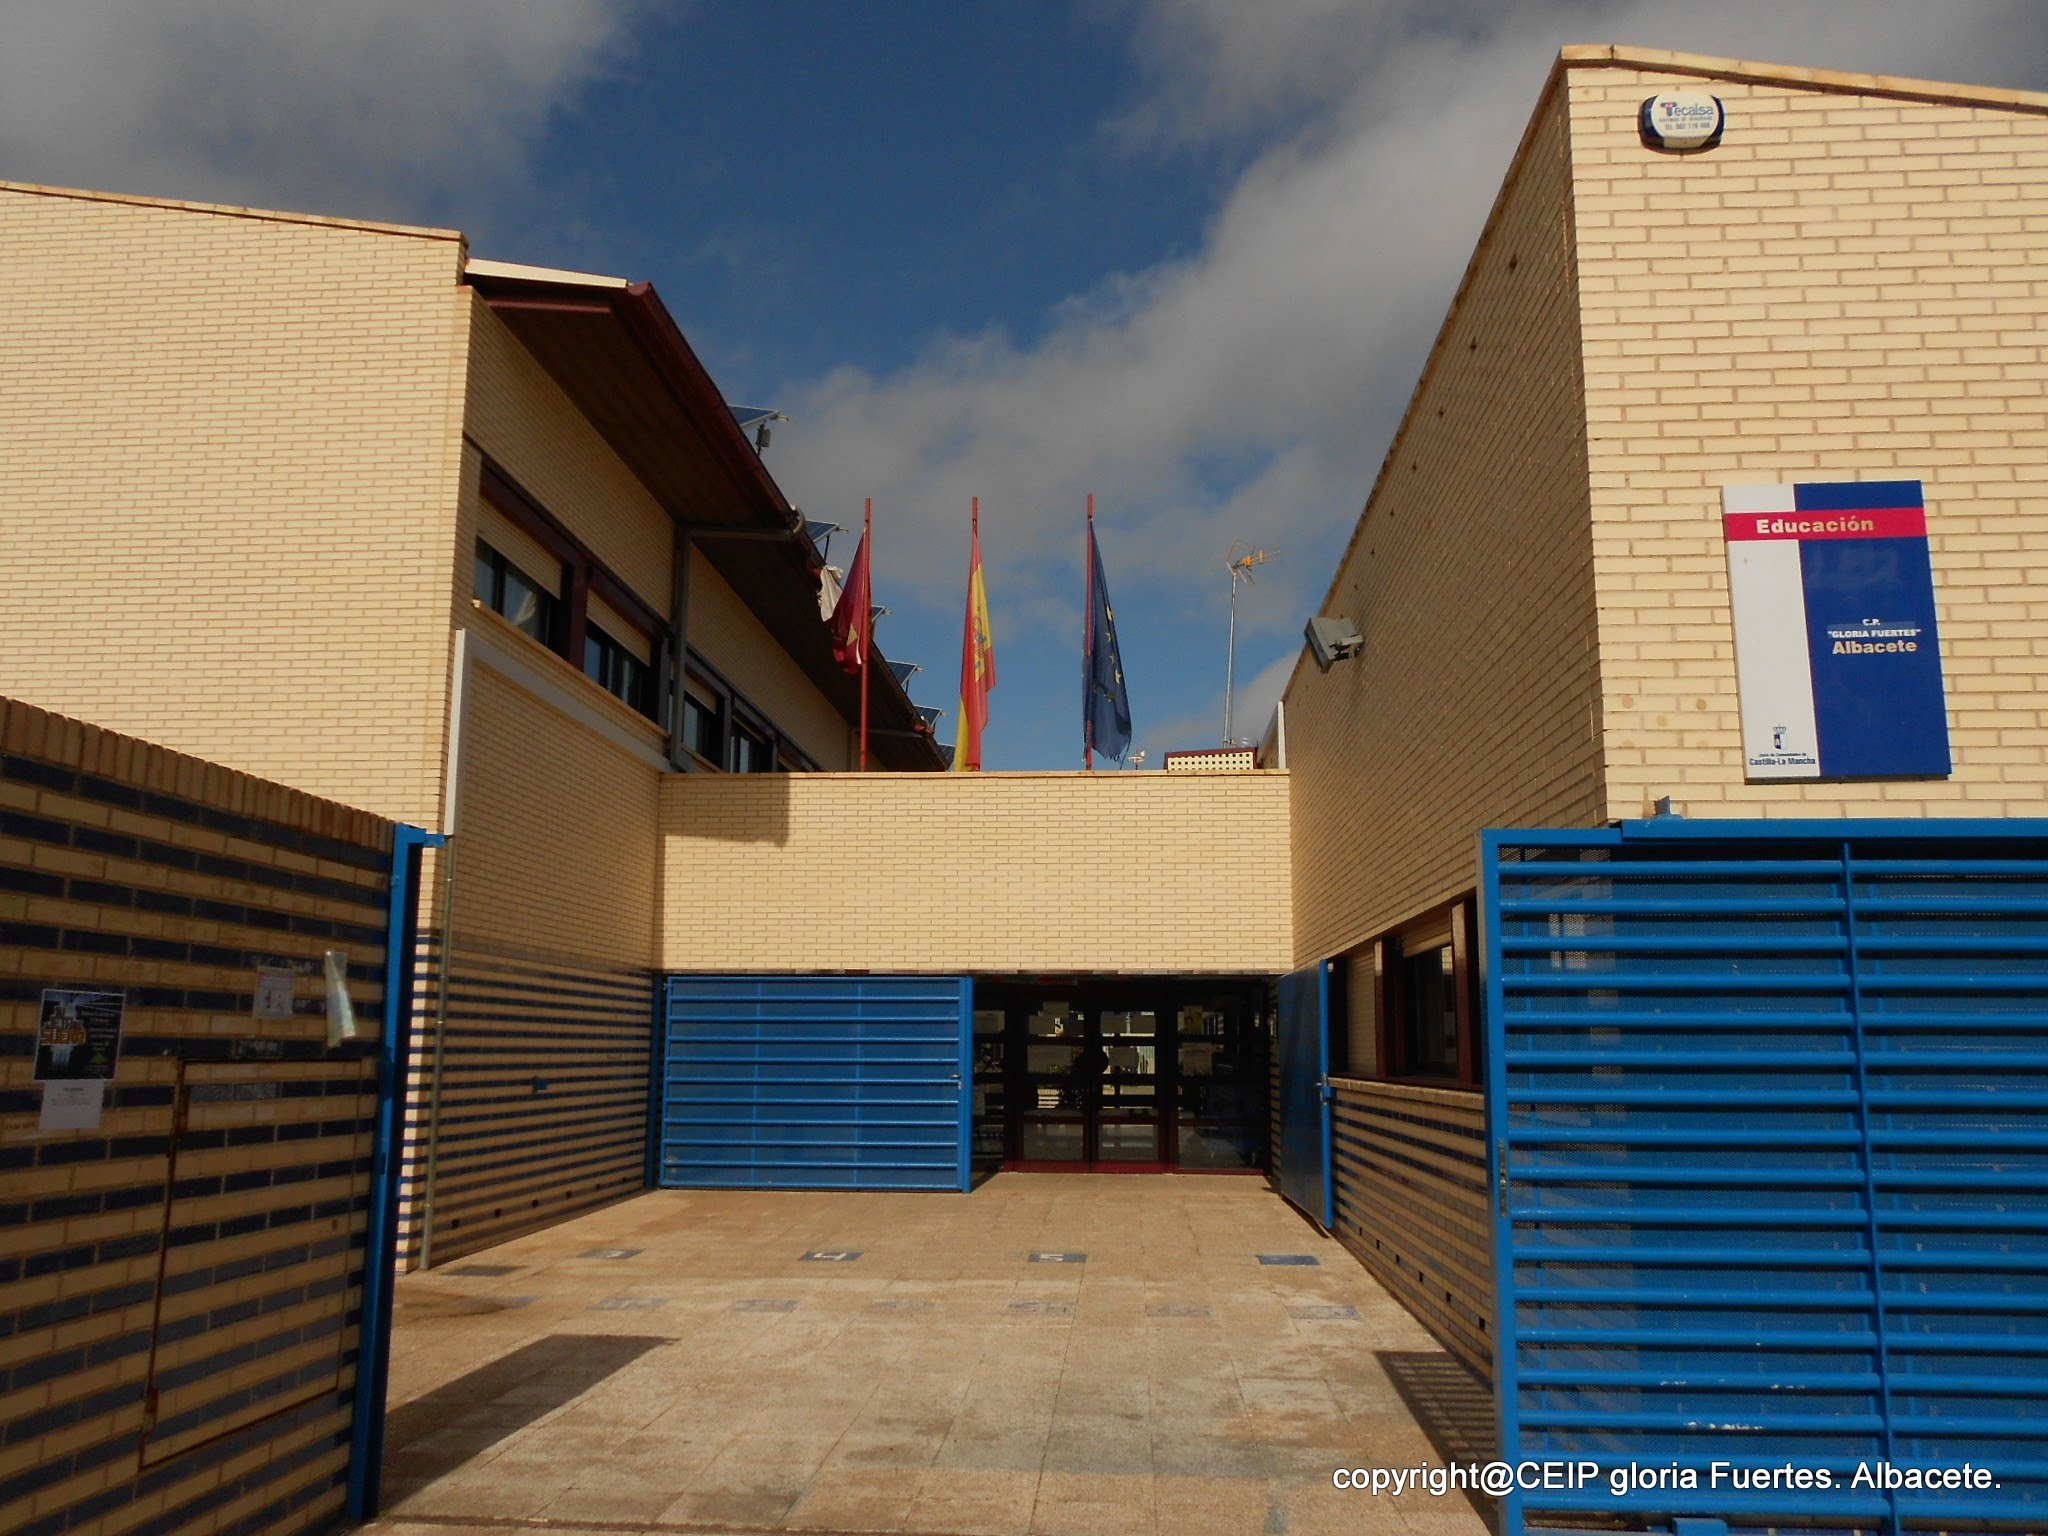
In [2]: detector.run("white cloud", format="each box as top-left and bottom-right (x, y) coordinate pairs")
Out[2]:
(0, 0), (635, 222)
(770, 0), (2048, 664)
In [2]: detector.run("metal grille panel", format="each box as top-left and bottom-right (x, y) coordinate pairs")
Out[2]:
(1484, 821), (2048, 1536)
(1277, 961), (1332, 1229)
(661, 975), (970, 1191)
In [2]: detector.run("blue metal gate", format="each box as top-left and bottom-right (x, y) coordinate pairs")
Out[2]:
(660, 975), (971, 1191)
(1484, 820), (2048, 1536)
(1276, 961), (1333, 1229)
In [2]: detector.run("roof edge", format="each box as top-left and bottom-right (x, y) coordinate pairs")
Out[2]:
(1559, 42), (2048, 115)
(0, 178), (465, 242)
(465, 257), (627, 289)
(1286, 53), (1575, 710)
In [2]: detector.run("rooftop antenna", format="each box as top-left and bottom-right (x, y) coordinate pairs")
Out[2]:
(1223, 540), (1276, 746)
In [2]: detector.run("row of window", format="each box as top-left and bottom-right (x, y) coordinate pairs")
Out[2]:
(475, 531), (814, 774)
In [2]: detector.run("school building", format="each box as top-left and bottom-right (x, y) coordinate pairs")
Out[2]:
(4, 44), (2045, 1536)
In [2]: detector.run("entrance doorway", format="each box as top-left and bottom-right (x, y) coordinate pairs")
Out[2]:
(971, 978), (1272, 1173)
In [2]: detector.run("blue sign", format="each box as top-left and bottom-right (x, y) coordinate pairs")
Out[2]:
(1723, 480), (1950, 780)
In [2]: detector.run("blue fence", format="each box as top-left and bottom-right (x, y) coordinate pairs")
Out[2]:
(1484, 820), (2048, 1536)
(660, 974), (971, 1191)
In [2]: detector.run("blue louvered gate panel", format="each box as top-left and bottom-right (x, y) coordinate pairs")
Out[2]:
(661, 975), (971, 1191)
(1277, 961), (1333, 1230)
(1484, 821), (2048, 1536)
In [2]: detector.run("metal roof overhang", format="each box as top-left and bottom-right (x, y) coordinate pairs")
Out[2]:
(464, 267), (941, 771)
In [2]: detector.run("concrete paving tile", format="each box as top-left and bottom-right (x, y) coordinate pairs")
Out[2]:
(660, 1487), (803, 1526)
(1152, 1473), (1274, 1535)
(785, 1466), (926, 1530)
(539, 1481), (688, 1524)
(931, 1427), (1051, 1475)
(905, 1495), (1035, 1536)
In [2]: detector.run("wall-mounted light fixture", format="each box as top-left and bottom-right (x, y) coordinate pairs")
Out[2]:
(1305, 615), (1364, 671)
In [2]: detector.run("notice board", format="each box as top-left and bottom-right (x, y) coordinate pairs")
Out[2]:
(1722, 480), (1950, 781)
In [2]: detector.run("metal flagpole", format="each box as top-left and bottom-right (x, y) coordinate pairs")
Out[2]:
(1083, 495), (1094, 772)
(860, 496), (871, 771)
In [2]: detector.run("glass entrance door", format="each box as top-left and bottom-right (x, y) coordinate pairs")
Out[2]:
(1095, 1005), (1162, 1168)
(1018, 1000), (1087, 1166)
(1011, 997), (1164, 1170)
(978, 979), (1270, 1173)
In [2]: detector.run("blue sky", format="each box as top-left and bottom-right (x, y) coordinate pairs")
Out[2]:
(5, 1), (2047, 767)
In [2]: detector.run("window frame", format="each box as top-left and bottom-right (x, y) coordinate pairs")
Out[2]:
(1375, 896), (1482, 1089)
(473, 538), (564, 652)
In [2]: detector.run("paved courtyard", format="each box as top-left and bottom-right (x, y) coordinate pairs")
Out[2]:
(368, 1175), (1493, 1536)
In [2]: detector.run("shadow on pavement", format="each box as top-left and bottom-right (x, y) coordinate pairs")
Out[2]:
(1380, 1349), (1497, 1524)
(382, 1333), (669, 1497)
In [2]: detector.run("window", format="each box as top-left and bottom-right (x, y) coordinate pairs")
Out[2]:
(729, 719), (773, 773)
(681, 682), (723, 763)
(475, 539), (562, 652)
(1370, 898), (1481, 1088)
(583, 622), (655, 718)
(1398, 944), (1459, 1078)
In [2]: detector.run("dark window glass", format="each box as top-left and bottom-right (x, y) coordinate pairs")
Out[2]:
(730, 721), (772, 773)
(682, 685), (721, 763)
(475, 539), (560, 652)
(583, 623), (654, 718)
(1400, 945), (1458, 1077)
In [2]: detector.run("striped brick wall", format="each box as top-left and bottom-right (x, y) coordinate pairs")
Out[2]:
(397, 942), (651, 1269)
(1328, 1079), (1492, 1380)
(0, 697), (396, 1536)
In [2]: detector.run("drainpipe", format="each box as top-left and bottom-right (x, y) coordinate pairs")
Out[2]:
(419, 628), (471, 1270)
(418, 837), (455, 1270)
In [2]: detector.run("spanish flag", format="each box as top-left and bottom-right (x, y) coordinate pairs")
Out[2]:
(953, 498), (996, 770)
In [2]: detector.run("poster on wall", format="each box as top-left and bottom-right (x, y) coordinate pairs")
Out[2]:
(34, 988), (124, 1081)
(1722, 480), (1950, 781)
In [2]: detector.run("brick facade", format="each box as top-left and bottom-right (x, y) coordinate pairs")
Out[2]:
(0, 183), (469, 830)
(1571, 55), (2048, 819)
(658, 770), (1294, 975)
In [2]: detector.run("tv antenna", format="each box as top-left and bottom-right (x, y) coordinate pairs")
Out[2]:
(1223, 540), (1277, 745)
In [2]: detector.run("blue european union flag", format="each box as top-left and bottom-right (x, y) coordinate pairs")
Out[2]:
(1084, 519), (1132, 762)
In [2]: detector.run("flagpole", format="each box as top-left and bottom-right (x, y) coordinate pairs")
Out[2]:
(1083, 494), (1094, 772)
(968, 496), (980, 772)
(860, 496), (871, 772)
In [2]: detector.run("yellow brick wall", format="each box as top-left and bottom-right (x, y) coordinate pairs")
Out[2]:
(1283, 81), (1605, 965)
(658, 771), (1292, 973)
(688, 546), (854, 769)
(0, 183), (470, 828)
(449, 662), (659, 966)
(1571, 62), (2048, 818)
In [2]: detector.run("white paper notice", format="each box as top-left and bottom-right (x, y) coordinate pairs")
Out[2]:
(40, 1079), (105, 1131)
